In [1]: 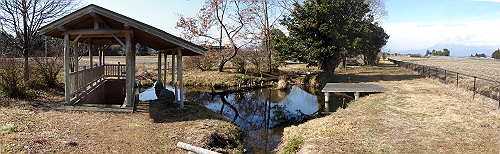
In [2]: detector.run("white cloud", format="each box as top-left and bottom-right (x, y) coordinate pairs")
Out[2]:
(475, 0), (500, 2)
(382, 20), (500, 51)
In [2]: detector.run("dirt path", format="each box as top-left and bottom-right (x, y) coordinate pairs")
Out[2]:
(278, 60), (500, 153)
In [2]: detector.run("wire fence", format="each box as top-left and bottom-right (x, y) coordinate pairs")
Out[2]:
(388, 58), (500, 108)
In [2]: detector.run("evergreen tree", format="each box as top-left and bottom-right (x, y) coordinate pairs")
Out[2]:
(273, 0), (388, 75)
(492, 49), (500, 59)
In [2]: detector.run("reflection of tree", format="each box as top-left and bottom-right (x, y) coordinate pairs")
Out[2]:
(263, 88), (290, 103)
(182, 86), (321, 153)
(271, 104), (319, 128)
(219, 94), (238, 123)
(184, 91), (219, 106)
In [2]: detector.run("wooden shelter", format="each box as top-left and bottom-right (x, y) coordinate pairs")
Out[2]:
(39, 4), (205, 110)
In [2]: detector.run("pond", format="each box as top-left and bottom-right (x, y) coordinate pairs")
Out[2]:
(139, 85), (349, 153)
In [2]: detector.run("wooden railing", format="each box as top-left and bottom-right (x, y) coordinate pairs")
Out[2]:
(104, 63), (126, 78)
(68, 63), (127, 104)
(69, 65), (105, 99)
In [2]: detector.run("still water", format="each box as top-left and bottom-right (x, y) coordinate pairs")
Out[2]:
(139, 86), (347, 153)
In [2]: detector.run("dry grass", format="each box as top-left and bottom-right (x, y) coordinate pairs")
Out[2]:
(277, 60), (500, 153)
(0, 89), (242, 153)
(390, 56), (500, 81)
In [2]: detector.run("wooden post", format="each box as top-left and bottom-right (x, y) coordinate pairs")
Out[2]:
(102, 49), (105, 65)
(89, 42), (93, 86)
(172, 50), (177, 103)
(177, 49), (184, 108)
(354, 92), (360, 100)
(117, 62), (121, 79)
(89, 42), (93, 69)
(164, 52), (167, 87)
(157, 52), (161, 82)
(64, 34), (70, 105)
(124, 32), (133, 107)
(171, 50), (176, 86)
(73, 42), (79, 95)
(131, 40), (136, 107)
(473, 77), (476, 99)
(456, 73), (459, 87)
(99, 45), (102, 66)
(324, 92), (330, 102)
(444, 70), (447, 83)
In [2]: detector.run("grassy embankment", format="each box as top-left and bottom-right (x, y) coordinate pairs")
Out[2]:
(277, 60), (500, 153)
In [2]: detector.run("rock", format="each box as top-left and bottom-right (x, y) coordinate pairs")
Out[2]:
(158, 89), (175, 101)
(66, 141), (77, 147)
(277, 79), (287, 90)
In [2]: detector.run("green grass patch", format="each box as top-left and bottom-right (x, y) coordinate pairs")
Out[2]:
(280, 136), (304, 154)
(0, 124), (17, 134)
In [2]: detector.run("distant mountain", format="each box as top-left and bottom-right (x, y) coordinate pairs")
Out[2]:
(392, 44), (498, 57)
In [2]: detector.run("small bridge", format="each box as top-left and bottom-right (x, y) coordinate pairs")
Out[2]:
(322, 83), (388, 101)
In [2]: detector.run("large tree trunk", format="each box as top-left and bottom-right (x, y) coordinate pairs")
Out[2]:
(23, 53), (29, 81)
(217, 47), (239, 72)
(218, 58), (228, 72)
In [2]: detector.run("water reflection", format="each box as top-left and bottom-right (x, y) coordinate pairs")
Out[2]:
(139, 86), (348, 153)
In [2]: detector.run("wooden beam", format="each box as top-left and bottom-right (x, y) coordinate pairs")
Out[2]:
(90, 12), (112, 28)
(112, 34), (126, 47)
(91, 12), (99, 29)
(65, 29), (132, 35)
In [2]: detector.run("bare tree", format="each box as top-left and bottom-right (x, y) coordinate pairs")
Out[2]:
(32, 37), (64, 88)
(177, 0), (257, 72)
(246, 0), (292, 72)
(0, 0), (80, 81)
(364, 0), (388, 22)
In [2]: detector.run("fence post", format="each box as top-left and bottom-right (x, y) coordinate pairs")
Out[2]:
(422, 66), (425, 76)
(456, 73), (459, 87)
(444, 70), (447, 83)
(428, 66), (430, 77)
(473, 77), (476, 99)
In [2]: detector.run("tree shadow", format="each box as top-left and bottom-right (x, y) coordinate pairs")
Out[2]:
(146, 100), (225, 123)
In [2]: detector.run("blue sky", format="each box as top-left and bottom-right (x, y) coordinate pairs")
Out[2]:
(85, 0), (500, 51)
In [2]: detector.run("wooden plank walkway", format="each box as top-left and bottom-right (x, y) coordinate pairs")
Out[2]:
(322, 83), (388, 101)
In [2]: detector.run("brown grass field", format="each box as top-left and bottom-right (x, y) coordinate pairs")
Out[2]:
(389, 56), (500, 81)
(277, 60), (500, 153)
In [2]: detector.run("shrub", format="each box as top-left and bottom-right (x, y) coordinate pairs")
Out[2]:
(32, 54), (64, 88)
(410, 54), (422, 57)
(184, 50), (220, 71)
(0, 57), (28, 98)
(492, 49), (500, 59)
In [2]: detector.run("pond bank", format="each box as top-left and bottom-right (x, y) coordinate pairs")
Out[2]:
(276, 61), (500, 153)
